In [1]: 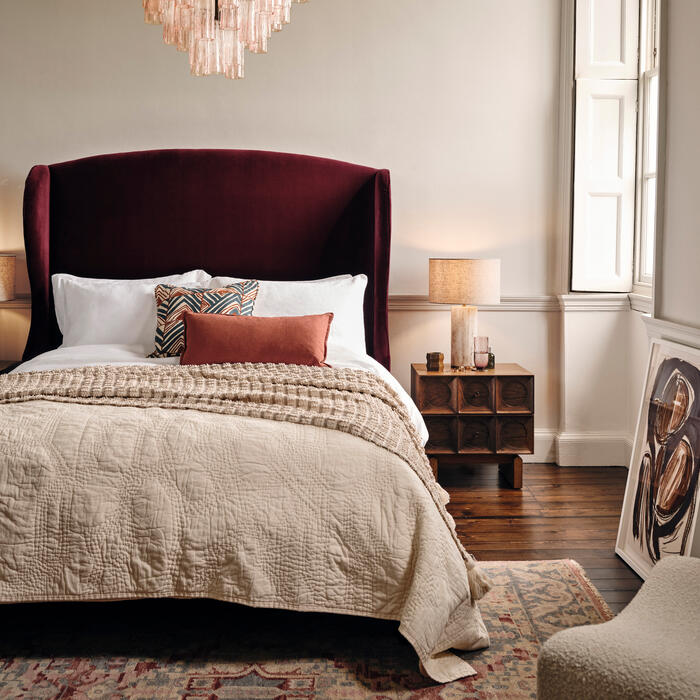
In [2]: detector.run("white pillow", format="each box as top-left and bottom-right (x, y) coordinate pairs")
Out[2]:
(209, 274), (368, 356)
(53, 269), (211, 351)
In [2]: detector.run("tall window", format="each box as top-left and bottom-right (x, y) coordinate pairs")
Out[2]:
(635, 0), (660, 290)
(570, 0), (661, 295)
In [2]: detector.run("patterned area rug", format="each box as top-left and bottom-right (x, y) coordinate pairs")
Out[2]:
(0, 560), (611, 699)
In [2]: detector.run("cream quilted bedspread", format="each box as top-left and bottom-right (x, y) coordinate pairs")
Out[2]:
(0, 363), (489, 682)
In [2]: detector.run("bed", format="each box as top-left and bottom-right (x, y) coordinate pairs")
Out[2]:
(0, 149), (489, 682)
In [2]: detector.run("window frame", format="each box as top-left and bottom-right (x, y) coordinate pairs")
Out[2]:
(569, 0), (641, 293)
(633, 0), (660, 294)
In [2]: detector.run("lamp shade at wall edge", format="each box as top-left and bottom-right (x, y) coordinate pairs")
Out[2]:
(0, 255), (16, 302)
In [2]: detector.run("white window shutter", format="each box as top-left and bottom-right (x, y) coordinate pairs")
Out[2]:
(576, 0), (640, 79)
(571, 79), (638, 292)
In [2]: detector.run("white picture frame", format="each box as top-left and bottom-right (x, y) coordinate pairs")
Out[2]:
(616, 338), (700, 579)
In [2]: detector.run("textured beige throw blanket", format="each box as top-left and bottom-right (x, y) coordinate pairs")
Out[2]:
(0, 363), (490, 681)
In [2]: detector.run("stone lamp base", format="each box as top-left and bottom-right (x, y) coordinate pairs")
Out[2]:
(451, 304), (478, 369)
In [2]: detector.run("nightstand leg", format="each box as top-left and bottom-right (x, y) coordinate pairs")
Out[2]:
(429, 457), (439, 479)
(499, 456), (523, 489)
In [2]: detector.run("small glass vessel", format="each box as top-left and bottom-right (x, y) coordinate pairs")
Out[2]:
(474, 336), (489, 370)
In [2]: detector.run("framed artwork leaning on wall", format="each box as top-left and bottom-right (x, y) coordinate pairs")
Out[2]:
(617, 338), (700, 579)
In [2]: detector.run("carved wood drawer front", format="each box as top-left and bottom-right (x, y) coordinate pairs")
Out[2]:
(458, 377), (494, 414)
(411, 364), (535, 468)
(496, 376), (534, 413)
(415, 377), (457, 414)
(424, 416), (459, 454)
(459, 417), (496, 453)
(496, 415), (534, 453)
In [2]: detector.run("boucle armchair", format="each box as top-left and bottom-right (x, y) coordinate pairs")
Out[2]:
(537, 555), (700, 700)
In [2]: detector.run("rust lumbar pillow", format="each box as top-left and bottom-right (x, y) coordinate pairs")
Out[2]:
(180, 311), (334, 367)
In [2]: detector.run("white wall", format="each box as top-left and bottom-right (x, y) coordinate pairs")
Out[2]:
(559, 307), (631, 465)
(640, 0), (700, 556)
(655, 0), (700, 330)
(1, 1), (644, 466)
(627, 310), (651, 438)
(0, 0), (561, 296)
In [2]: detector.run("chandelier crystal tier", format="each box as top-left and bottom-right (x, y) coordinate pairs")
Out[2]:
(143, 0), (308, 79)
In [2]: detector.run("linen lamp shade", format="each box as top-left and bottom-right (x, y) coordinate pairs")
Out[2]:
(428, 258), (501, 368)
(0, 255), (15, 302)
(429, 258), (501, 305)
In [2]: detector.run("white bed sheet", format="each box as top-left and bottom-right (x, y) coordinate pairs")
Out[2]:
(13, 345), (429, 445)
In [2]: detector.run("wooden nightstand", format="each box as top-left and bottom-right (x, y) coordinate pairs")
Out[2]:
(0, 361), (16, 374)
(411, 363), (534, 488)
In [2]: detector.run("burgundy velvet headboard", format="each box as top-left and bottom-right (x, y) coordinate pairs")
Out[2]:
(22, 149), (391, 368)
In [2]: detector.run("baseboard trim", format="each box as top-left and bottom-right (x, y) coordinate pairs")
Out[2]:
(555, 431), (632, 467)
(523, 429), (558, 464)
(473, 428), (629, 466)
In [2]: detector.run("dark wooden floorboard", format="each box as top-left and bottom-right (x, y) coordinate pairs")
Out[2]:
(444, 462), (643, 613)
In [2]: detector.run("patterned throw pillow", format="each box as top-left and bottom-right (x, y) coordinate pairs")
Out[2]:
(150, 280), (259, 358)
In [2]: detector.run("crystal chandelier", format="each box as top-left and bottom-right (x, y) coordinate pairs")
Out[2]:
(143, 0), (308, 79)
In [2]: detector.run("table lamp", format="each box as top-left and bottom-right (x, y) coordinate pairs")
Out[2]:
(0, 254), (15, 302)
(429, 258), (500, 369)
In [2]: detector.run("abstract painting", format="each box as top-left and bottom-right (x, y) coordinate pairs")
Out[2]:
(617, 339), (700, 579)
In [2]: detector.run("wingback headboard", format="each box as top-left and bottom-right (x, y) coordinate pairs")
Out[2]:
(22, 149), (391, 368)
